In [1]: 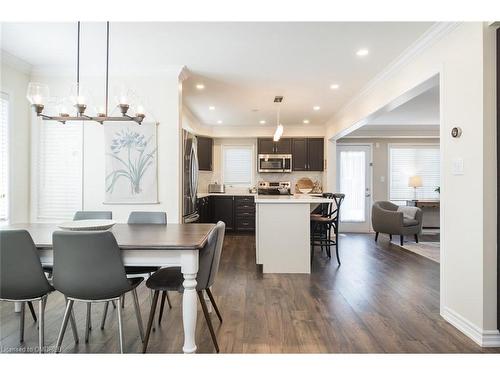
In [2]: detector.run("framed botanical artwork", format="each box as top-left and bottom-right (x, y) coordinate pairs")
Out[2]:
(104, 122), (159, 204)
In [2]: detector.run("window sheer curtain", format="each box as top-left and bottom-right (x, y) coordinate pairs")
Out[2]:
(389, 145), (440, 201)
(0, 93), (9, 221)
(339, 150), (366, 222)
(222, 145), (253, 186)
(36, 121), (83, 220)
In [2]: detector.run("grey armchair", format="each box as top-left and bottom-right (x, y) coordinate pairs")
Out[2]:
(371, 201), (423, 246)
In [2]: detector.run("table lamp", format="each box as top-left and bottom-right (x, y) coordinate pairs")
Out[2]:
(408, 176), (423, 200)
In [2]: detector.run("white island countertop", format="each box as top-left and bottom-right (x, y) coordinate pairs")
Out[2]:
(255, 195), (333, 204)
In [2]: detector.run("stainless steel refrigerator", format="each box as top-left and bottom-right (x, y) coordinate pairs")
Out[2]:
(182, 130), (199, 223)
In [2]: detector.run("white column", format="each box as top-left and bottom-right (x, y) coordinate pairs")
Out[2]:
(181, 250), (199, 354)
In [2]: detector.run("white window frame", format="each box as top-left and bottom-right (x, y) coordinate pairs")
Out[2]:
(221, 144), (255, 187)
(0, 92), (10, 222)
(388, 143), (440, 203)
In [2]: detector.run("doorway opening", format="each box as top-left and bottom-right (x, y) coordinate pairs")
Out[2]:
(335, 77), (441, 265)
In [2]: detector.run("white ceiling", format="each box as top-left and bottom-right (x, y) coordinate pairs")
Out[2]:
(346, 85), (440, 137)
(1, 22), (435, 127)
(367, 84), (440, 125)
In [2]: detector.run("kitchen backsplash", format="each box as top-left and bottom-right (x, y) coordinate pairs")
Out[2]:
(256, 171), (324, 193)
(197, 170), (323, 194)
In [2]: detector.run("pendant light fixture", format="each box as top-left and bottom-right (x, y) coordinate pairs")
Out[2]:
(26, 22), (145, 125)
(273, 96), (284, 141)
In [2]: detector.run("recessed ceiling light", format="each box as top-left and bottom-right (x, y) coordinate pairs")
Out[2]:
(330, 84), (340, 90)
(209, 106), (215, 111)
(313, 106), (320, 111)
(259, 120), (266, 124)
(303, 119), (310, 124)
(217, 120), (223, 124)
(356, 48), (369, 57)
(195, 83), (205, 90)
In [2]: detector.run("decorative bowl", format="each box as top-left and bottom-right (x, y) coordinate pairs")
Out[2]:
(57, 219), (116, 231)
(299, 188), (313, 194)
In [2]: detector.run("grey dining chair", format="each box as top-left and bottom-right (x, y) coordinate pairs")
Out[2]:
(0, 230), (55, 353)
(142, 221), (226, 353)
(53, 230), (145, 353)
(73, 211), (112, 221)
(100, 211), (171, 330)
(43, 210), (114, 338)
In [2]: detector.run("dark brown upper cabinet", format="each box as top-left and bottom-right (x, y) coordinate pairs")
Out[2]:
(197, 136), (213, 171)
(291, 138), (324, 172)
(292, 138), (308, 171)
(257, 138), (291, 154)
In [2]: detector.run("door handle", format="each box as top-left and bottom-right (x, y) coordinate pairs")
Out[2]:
(365, 193), (371, 197)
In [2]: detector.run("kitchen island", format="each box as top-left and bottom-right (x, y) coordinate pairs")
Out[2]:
(255, 195), (334, 273)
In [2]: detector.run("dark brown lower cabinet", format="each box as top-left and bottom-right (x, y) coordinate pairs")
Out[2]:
(197, 197), (211, 223)
(211, 196), (235, 231)
(234, 196), (255, 232)
(199, 195), (255, 232)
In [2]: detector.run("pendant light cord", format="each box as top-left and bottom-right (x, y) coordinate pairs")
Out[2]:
(77, 21), (80, 97)
(105, 21), (109, 116)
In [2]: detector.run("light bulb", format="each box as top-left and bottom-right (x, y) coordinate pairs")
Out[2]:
(77, 95), (86, 105)
(95, 105), (106, 117)
(136, 105), (145, 116)
(119, 95), (128, 105)
(273, 124), (284, 141)
(56, 97), (72, 117)
(26, 82), (49, 106)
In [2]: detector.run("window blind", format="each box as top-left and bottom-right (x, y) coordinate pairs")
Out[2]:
(389, 145), (440, 201)
(0, 92), (9, 221)
(36, 121), (83, 220)
(222, 145), (253, 186)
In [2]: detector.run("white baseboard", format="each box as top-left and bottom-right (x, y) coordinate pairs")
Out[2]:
(442, 307), (500, 347)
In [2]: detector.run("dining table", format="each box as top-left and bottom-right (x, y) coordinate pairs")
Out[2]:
(1, 222), (216, 354)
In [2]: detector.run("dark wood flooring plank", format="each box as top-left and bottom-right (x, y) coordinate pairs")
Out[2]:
(1, 233), (498, 353)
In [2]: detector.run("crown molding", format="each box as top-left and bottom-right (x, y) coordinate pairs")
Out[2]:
(1, 50), (32, 75)
(327, 22), (461, 126)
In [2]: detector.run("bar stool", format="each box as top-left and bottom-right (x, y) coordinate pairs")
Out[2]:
(310, 193), (345, 265)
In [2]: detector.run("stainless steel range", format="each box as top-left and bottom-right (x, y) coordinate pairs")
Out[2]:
(257, 181), (291, 195)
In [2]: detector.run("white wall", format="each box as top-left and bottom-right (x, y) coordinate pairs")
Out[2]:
(325, 22), (498, 344)
(30, 69), (185, 223)
(0, 54), (31, 223)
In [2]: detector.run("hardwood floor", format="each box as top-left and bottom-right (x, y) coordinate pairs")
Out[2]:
(1, 232), (498, 353)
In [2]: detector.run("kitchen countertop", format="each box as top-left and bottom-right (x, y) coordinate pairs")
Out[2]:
(197, 192), (257, 198)
(255, 195), (333, 204)
(197, 192), (324, 199)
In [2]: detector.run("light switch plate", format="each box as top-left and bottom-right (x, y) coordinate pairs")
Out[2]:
(380, 176), (385, 182)
(452, 158), (464, 175)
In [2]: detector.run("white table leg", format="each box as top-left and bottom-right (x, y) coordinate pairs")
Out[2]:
(181, 250), (199, 354)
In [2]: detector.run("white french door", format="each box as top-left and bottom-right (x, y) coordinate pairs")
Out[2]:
(336, 144), (372, 232)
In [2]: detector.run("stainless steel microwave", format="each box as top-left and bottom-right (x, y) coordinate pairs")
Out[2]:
(258, 154), (292, 173)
